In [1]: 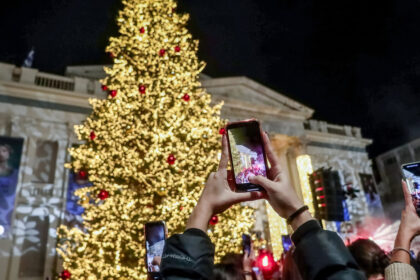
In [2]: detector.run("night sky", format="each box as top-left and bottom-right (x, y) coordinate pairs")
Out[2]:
(1, 0), (420, 158)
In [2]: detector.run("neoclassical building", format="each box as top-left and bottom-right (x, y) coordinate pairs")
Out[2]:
(0, 62), (377, 279)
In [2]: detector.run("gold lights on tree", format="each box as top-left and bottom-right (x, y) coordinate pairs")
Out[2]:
(296, 155), (315, 215)
(56, 0), (254, 278)
(265, 201), (288, 259)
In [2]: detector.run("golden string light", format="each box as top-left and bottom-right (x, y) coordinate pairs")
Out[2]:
(296, 155), (315, 215)
(56, 0), (255, 278)
(266, 202), (288, 259)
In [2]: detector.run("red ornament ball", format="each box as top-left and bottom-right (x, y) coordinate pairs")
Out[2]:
(101, 85), (108, 91)
(209, 215), (219, 225)
(60, 270), (71, 279)
(159, 49), (166, 56)
(140, 27), (145, 34)
(110, 90), (117, 98)
(179, 206), (184, 210)
(182, 93), (190, 101)
(98, 189), (109, 200)
(78, 170), (87, 180)
(167, 154), (176, 165)
(90, 131), (96, 140)
(139, 85), (146, 94)
(174, 46), (181, 52)
(219, 128), (226, 135)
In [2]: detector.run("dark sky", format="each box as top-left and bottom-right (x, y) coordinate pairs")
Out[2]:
(1, 0), (420, 158)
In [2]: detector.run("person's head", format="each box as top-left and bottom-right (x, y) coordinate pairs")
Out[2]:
(282, 249), (303, 280)
(212, 263), (243, 280)
(348, 239), (389, 280)
(0, 144), (12, 162)
(220, 253), (243, 269)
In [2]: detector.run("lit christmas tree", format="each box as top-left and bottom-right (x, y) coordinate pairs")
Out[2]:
(56, 0), (254, 278)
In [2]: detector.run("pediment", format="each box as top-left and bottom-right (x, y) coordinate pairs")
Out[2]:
(201, 76), (314, 120)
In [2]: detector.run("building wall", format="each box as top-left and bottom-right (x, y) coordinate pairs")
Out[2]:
(306, 144), (370, 222)
(0, 104), (86, 280)
(0, 62), (376, 279)
(376, 138), (420, 220)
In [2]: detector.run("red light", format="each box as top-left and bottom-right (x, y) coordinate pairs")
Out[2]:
(320, 203), (326, 207)
(257, 250), (275, 271)
(262, 255), (269, 267)
(257, 250), (278, 279)
(318, 195), (325, 199)
(315, 187), (324, 192)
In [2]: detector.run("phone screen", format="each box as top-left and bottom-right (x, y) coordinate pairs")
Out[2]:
(402, 161), (420, 215)
(242, 234), (251, 255)
(145, 222), (166, 273)
(282, 235), (292, 252)
(227, 121), (267, 191)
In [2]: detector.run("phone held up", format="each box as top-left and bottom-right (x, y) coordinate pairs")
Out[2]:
(242, 233), (251, 256)
(401, 161), (420, 216)
(226, 119), (268, 192)
(144, 221), (167, 279)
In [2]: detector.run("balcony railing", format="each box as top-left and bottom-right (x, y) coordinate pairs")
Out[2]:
(305, 119), (362, 138)
(34, 72), (75, 91)
(0, 62), (104, 96)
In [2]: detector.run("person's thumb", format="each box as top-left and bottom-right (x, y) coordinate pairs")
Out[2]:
(249, 175), (273, 190)
(232, 191), (265, 204)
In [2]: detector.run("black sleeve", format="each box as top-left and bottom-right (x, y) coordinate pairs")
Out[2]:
(160, 228), (215, 280)
(292, 220), (366, 280)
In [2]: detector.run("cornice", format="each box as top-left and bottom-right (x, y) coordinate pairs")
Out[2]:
(304, 130), (372, 148)
(212, 96), (308, 121)
(0, 80), (92, 109)
(202, 76), (314, 118)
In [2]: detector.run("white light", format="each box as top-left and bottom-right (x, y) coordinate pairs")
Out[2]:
(0, 225), (4, 235)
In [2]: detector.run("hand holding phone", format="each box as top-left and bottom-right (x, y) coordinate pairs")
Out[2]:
(186, 135), (264, 232)
(226, 119), (268, 192)
(145, 221), (166, 279)
(242, 234), (251, 256)
(246, 132), (307, 222)
(401, 161), (420, 216)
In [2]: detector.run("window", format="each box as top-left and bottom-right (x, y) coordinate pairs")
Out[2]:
(18, 215), (49, 277)
(31, 140), (58, 184)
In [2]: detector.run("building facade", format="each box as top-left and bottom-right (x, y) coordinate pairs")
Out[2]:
(376, 138), (420, 220)
(0, 62), (377, 279)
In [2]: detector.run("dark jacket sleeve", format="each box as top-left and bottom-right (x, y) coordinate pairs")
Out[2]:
(160, 228), (214, 280)
(292, 220), (366, 280)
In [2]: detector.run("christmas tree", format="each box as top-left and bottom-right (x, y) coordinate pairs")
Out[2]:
(56, 0), (254, 278)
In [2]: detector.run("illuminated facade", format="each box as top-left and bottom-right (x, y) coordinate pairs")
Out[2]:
(0, 62), (375, 279)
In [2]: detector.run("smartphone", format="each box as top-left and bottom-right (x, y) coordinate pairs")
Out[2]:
(145, 221), (166, 279)
(282, 235), (292, 252)
(242, 234), (251, 256)
(401, 161), (420, 216)
(226, 119), (268, 192)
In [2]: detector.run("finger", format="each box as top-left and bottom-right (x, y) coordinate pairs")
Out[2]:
(262, 132), (281, 170)
(227, 170), (235, 189)
(206, 172), (216, 182)
(249, 175), (273, 191)
(218, 134), (229, 171)
(231, 191), (265, 204)
(402, 180), (415, 210)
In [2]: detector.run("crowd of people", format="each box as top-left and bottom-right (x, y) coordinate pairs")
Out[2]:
(155, 133), (420, 280)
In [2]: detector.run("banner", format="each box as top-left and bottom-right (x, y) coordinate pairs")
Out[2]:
(359, 173), (383, 216)
(0, 136), (24, 237)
